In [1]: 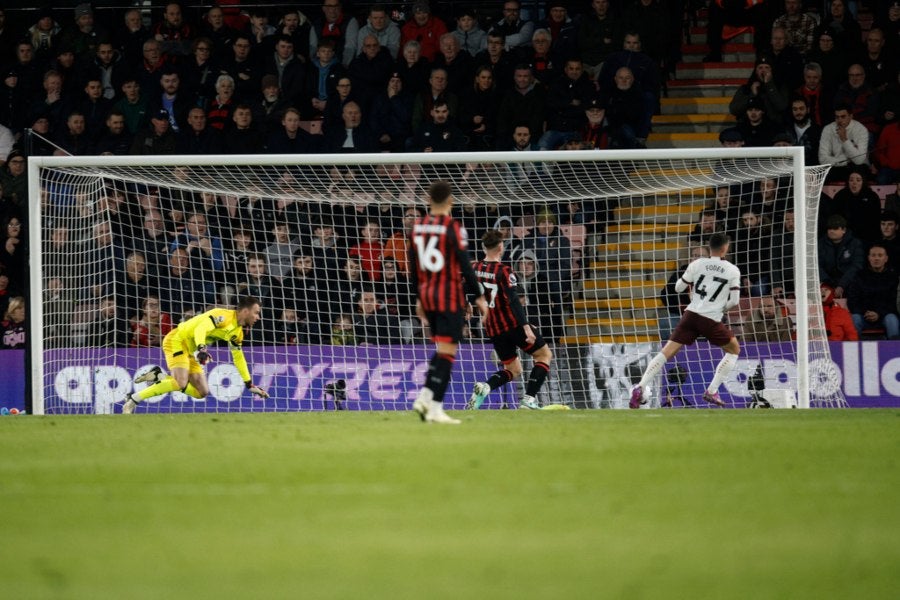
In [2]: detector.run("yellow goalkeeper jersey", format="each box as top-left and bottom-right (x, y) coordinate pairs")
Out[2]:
(174, 308), (251, 382)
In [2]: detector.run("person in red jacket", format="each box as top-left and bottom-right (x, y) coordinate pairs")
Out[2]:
(400, 2), (447, 61)
(821, 283), (858, 341)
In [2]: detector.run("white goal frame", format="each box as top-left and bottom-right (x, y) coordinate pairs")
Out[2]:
(27, 147), (815, 413)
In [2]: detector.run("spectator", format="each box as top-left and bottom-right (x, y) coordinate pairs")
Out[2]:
(201, 5), (238, 60)
(266, 107), (318, 154)
(355, 4), (401, 60)
(732, 207), (773, 297)
(772, 0), (817, 56)
(245, 7), (276, 50)
(0, 9), (14, 67)
(819, 104), (869, 181)
(330, 314), (357, 345)
(149, 68), (193, 133)
(605, 66), (650, 149)
(282, 250), (321, 321)
(112, 76), (149, 135)
(474, 33), (516, 92)
(222, 104), (265, 154)
(170, 211), (225, 278)
(598, 32), (662, 121)
(821, 283), (858, 341)
(348, 35), (395, 110)
(116, 251), (152, 322)
(8, 41), (41, 100)
(29, 8), (62, 66)
(829, 168), (883, 245)
(177, 107), (221, 154)
(537, 0), (577, 62)
(821, 0), (862, 55)
(878, 210), (900, 263)
(452, 7), (487, 57)
(304, 39), (347, 119)
(0, 151), (26, 217)
(796, 63), (832, 128)
(325, 101), (377, 153)
(787, 96), (821, 166)
(131, 210), (169, 280)
(54, 111), (93, 156)
(152, 2), (196, 58)
(354, 287), (401, 344)
(57, 3), (107, 61)
(179, 37), (218, 108)
(264, 223), (301, 282)
(348, 220), (384, 282)
(401, 2), (448, 61)
(743, 295), (794, 342)
(383, 206), (420, 274)
(206, 74), (236, 130)
(236, 254), (282, 316)
(1, 296), (25, 349)
(266, 9), (312, 65)
(818, 213), (865, 298)
(458, 66), (500, 150)
(322, 76), (359, 133)
(770, 208), (796, 297)
(332, 255), (366, 315)
(76, 77), (115, 137)
(95, 110), (135, 155)
(32, 70), (66, 132)
(0, 68), (28, 134)
(378, 256), (415, 326)
(115, 8), (152, 70)
(690, 211), (724, 246)
(137, 39), (168, 94)
(857, 28), (897, 93)
(411, 68), (459, 132)
(394, 40), (431, 99)
(263, 35), (307, 108)
(806, 28), (847, 94)
(659, 245), (709, 341)
(0, 214), (24, 286)
(497, 66), (546, 148)
(577, 0), (618, 80)
(873, 120), (900, 184)
(221, 35), (259, 105)
(524, 210), (571, 343)
(252, 75), (290, 134)
(539, 58), (594, 150)
(82, 41), (127, 102)
(309, 0), (360, 65)
(489, 0), (534, 51)
(411, 100), (466, 152)
(730, 56), (789, 127)
(832, 64), (880, 137)
(848, 243), (900, 339)
(580, 97), (611, 149)
(130, 109), (179, 155)
(433, 33), (475, 96)
(767, 26), (804, 91)
(519, 29), (559, 88)
(129, 294), (173, 348)
(307, 221), (343, 284)
(370, 72), (414, 152)
(622, 0), (668, 72)
(718, 126), (745, 150)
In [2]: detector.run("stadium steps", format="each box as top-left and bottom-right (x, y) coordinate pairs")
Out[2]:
(615, 204), (706, 223)
(596, 241), (683, 261)
(652, 113), (736, 134)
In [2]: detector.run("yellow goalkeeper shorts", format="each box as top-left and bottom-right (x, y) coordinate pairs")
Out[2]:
(162, 330), (203, 375)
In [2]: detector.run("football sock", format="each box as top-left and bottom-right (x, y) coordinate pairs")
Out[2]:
(135, 376), (180, 401)
(426, 353), (455, 403)
(487, 369), (514, 390)
(638, 353), (668, 388)
(525, 362), (550, 397)
(182, 383), (204, 399)
(708, 352), (738, 394)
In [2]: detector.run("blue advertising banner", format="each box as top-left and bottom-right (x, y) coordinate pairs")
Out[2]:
(2, 341), (898, 413)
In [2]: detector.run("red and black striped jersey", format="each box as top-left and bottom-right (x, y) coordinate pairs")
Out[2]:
(409, 214), (481, 313)
(472, 260), (528, 336)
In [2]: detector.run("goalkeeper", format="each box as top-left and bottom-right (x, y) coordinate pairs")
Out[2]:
(121, 296), (269, 413)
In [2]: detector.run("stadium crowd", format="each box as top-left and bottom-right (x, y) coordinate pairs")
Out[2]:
(1, 1), (899, 349)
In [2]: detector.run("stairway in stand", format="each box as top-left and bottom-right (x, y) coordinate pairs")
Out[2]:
(648, 18), (755, 148)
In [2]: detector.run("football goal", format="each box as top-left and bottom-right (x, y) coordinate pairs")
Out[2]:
(27, 148), (843, 413)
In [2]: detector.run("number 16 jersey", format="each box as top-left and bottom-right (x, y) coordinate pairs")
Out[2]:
(680, 256), (742, 322)
(409, 214), (482, 313)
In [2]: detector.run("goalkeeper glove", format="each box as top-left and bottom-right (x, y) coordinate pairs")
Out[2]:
(195, 345), (212, 365)
(246, 381), (269, 399)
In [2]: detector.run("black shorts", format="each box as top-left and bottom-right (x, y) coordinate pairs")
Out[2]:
(425, 310), (466, 343)
(491, 325), (548, 363)
(671, 310), (734, 346)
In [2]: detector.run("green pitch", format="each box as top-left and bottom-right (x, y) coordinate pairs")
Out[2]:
(2, 410), (899, 599)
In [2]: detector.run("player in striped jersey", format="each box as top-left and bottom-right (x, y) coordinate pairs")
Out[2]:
(468, 229), (554, 410)
(631, 232), (742, 408)
(409, 180), (488, 424)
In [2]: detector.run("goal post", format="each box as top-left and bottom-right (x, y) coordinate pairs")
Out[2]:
(27, 148), (841, 414)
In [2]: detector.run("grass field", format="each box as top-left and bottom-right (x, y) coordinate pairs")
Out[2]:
(2, 410), (899, 599)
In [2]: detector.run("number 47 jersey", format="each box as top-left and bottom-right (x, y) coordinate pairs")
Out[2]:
(681, 256), (742, 322)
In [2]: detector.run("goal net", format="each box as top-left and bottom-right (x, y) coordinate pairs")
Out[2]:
(27, 149), (843, 414)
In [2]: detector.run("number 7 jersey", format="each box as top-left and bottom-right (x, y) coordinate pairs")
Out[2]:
(680, 256), (742, 322)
